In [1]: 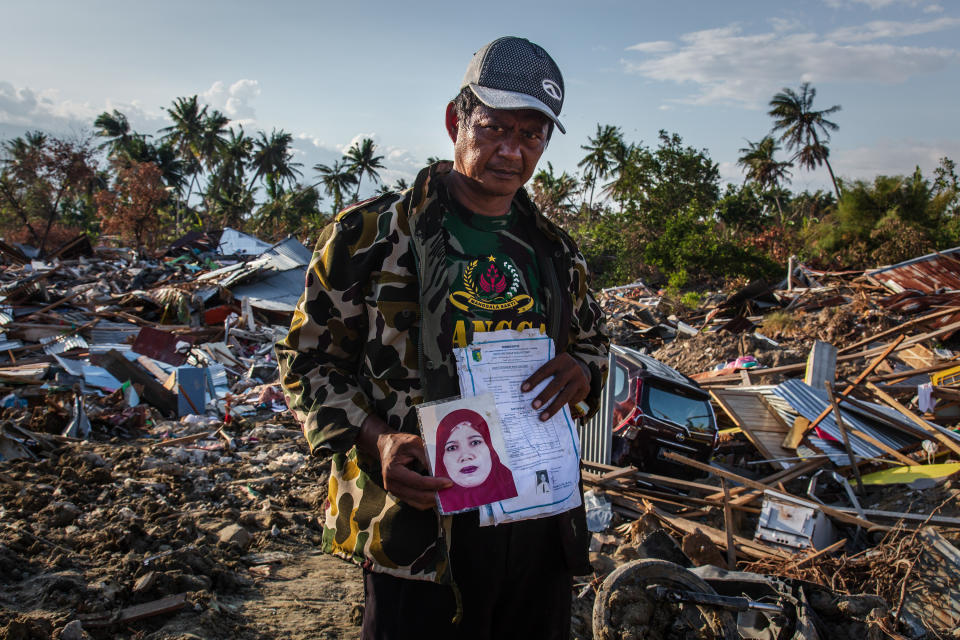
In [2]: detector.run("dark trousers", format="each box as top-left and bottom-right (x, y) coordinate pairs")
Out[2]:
(361, 511), (572, 640)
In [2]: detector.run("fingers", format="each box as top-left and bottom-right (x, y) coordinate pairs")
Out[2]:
(376, 431), (453, 510)
(522, 354), (590, 421)
(384, 464), (453, 510)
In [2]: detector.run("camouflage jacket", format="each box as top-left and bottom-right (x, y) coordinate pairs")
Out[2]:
(276, 162), (609, 582)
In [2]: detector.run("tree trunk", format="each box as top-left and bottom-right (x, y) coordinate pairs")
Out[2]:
(824, 158), (841, 201)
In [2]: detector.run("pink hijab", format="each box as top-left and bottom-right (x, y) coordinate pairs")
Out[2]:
(434, 409), (518, 512)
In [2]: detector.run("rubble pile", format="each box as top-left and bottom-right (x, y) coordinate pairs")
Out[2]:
(5, 232), (960, 639)
(579, 250), (960, 639)
(0, 230), (369, 639)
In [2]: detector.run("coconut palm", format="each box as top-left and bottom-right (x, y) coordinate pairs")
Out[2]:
(737, 136), (793, 220)
(768, 83), (841, 200)
(533, 162), (578, 225)
(313, 160), (358, 213)
(249, 129), (303, 200)
(578, 124), (622, 209)
(345, 138), (385, 200)
(94, 110), (138, 160)
(160, 96), (211, 229)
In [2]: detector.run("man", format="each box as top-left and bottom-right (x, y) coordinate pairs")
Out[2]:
(276, 36), (608, 639)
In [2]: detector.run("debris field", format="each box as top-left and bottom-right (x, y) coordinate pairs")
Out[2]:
(3, 235), (960, 639)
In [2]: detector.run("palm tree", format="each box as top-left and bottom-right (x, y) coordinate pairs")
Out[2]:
(768, 82), (841, 200)
(198, 110), (229, 172)
(601, 140), (636, 212)
(426, 156), (444, 165)
(578, 124), (622, 209)
(249, 129), (303, 200)
(314, 160), (358, 212)
(94, 110), (137, 160)
(161, 96), (209, 230)
(345, 138), (385, 200)
(393, 178), (409, 191)
(205, 128), (253, 227)
(737, 136), (793, 220)
(533, 162), (578, 225)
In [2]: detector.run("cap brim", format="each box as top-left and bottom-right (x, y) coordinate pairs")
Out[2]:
(468, 84), (565, 134)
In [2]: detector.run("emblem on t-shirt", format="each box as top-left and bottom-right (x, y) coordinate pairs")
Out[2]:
(450, 255), (534, 312)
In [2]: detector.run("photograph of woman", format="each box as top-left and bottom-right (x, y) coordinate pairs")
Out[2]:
(433, 408), (518, 513)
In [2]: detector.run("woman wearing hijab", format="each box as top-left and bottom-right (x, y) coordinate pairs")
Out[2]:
(433, 409), (518, 513)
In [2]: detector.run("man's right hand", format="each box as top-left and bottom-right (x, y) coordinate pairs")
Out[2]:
(358, 415), (452, 510)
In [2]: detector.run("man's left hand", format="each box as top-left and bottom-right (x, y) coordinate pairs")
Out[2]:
(521, 353), (590, 421)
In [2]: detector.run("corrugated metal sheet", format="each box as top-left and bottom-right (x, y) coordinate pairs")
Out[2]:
(866, 246), (960, 294)
(578, 351), (616, 465)
(231, 269), (306, 313)
(0, 339), (23, 350)
(40, 334), (88, 355)
(771, 379), (915, 459)
(264, 236), (312, 268)
(740, 385), (864, 466)
(87, 344), (132, 354)
(217, 227), (272, 256)
(88, 321), (141, 345)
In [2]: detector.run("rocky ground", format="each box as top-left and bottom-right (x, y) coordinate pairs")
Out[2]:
(0, 409), (366, 640)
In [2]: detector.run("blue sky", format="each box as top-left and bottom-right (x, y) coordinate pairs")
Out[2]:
(1, 0), (958, 200)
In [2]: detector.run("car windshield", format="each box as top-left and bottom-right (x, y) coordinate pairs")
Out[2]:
(644, 384), (713, 431)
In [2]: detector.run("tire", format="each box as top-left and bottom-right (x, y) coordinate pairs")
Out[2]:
(592, 559), (738, 640)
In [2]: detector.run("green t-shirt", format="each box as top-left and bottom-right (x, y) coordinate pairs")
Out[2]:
(444, 201), (547, 348)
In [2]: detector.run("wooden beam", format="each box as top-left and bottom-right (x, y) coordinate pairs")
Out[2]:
(826, 381), (864, 493)
(784, 335), (905, 448)
(722, 480), (737, 570)
(785, 538), (847, 571)
(866, 382), (960, 457)
(91, 349), (177, 417)
(838, 305), (960, 354)
(661, 451), (886, 531)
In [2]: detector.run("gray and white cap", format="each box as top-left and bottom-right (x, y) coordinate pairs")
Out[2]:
(461, 36), (566, 134)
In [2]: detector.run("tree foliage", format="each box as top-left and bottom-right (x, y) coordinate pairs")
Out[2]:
(95, 161), (169, 252)
(0, 132), (99, 253)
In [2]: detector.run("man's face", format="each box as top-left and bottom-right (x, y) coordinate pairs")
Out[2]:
(451, 103), (549, 199)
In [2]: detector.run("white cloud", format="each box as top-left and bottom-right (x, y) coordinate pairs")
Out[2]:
(828, 16), (960, 42)
(625, 40), (675, 53)
(825, 0), (934, 9)
(834, 138), (960, 180)
(621, 22), (959, 107)
(201, 79), (260, 124)
(0, 80), (170, 141)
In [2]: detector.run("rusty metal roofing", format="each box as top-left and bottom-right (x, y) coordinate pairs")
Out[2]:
(865, 246), (960, 294)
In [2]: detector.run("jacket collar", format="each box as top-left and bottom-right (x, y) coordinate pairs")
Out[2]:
(405, 162), (561, 244)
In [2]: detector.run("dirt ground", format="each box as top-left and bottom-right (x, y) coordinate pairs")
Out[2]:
(0, 409), (367, 640)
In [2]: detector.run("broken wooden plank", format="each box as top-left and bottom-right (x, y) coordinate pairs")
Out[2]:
(839, 305), (960, 354)
(826, 381), (864, 493)
(711, 388), (794, 468)
(648, 502), (791, 561)
(83, 592), (189, 627)
(785, 538), (847, 571)
(785, 335), (905, 447)
(866, 381), (960, 457)
(661, 451), (886, 531)
(91, 349), (177, 417)
(722, 480), (737, 570)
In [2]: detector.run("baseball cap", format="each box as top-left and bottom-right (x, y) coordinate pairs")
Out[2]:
(461, 36), (566, 134)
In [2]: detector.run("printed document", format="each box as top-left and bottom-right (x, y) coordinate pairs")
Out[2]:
(453, 329), (581, 525)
